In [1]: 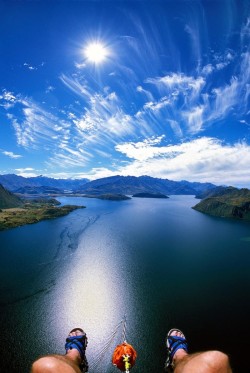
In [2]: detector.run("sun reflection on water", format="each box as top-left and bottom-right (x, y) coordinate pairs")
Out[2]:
(53, 231), (130, 371)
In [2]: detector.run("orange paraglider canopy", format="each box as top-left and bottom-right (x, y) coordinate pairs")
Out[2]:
(112, 342), (137, 372)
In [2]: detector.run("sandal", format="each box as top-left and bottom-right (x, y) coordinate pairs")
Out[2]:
(164, 328), (188, 372)
(65, 328), (88, 372)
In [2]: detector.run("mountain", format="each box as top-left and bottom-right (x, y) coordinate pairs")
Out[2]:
(0, 174), (217, 196)
(14, 186), (63, 195)
(195, 185), (235, 199)
(78, 175), (216, 195)
(0, 184), (23, 209)
(0, 174), (89, 192)
(193, 187), (250, 220)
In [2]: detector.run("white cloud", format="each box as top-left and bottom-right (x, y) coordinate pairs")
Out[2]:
(167, 120), (183, 137)
(0, 90), (17, 109)
(182, 106), (204, 133)
(135, 73), (207, 134)
(211, 77), (239, 120)
(115, 135), (167, 161)
(143, 96), (170, 111)
(46, 85), (55, 93)
(146, 73), (205, 95)
(61, 76), (139, 145)
(184, 22), (201, 65)
(24, 62), (37, 71)
(240, 17), (250, 45)
(15, 168), (38, 177)
(15, 167), (34, 172)
(83, 167), (119, 180)
(1, 93), (93, 170)
(47, 151), (90, 168)
(74, 62), (86, 69)
(137, 85), (154, 101)
(216, 62), (229, 70)
(2, 150), (22, 159)
(113, 137), (250, 187)
(3, 91), (17, 102)
(11, 100), (70, 149)
(2, 17), (250, 181)
(60, 74), (92, 99)
(201, 64), (214, 75)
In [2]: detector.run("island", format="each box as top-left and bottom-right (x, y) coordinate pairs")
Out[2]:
(132, 192), (169, 198)
(192, 187), (250, 221)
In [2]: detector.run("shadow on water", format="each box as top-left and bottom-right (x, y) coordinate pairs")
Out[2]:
(0, 196), (249, 372)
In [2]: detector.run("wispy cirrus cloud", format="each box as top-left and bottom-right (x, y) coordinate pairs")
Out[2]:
(11, 100), (70, 149)
(0, 92), (82, 168)
(1, 15), (250, 183)
(0, 82), (142, 171)
(2, 150), (22, 159)
(60, 74), (150, 145)
(137, 44), (250, 135)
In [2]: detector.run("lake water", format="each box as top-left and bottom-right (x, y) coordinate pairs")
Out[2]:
(0, 196), (249, 373)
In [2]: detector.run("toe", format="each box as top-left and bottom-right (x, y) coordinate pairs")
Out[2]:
(68, 328), (85, 337)
(170, 329), (185, 339)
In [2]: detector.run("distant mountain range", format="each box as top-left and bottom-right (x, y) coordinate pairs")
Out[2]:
(0, 174), (217, 196)
(0, 174), (89, 192)
(78, 175), (216, 195)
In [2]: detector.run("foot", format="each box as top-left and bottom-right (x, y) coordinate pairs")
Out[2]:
(65, 328), (88, 372)
(165, 328), (188, 372)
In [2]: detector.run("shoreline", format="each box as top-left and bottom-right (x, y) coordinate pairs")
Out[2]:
(0, 205), (85, 231)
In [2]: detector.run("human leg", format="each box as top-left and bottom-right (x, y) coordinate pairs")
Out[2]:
(165, 329), (232, 373)
(31, 328), (88, 373)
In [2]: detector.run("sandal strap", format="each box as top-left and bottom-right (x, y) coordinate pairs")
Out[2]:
(65, 334), (88, 360)
(167, 336), (188, 360)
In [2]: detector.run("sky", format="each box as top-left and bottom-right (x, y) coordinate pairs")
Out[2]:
(0, 0), (250, 187)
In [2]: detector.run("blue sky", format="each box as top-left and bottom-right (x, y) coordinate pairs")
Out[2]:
(0, 0), (250, 187)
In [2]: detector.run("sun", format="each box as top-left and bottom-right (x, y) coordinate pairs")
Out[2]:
(84, 42), (109, 64)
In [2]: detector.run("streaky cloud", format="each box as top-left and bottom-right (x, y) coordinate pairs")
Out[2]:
(2, 150), (22, 159)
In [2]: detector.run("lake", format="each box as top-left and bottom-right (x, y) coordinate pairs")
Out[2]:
(0, 196), (249, 373)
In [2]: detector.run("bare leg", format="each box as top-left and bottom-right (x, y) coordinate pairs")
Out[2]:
(31, 329), (87, 373)
(169, 330), (232, 373)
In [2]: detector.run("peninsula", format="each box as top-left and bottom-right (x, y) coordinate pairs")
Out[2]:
(193, 187), (250, 221)
(0, 183), (85, 230)
(0, 203), (85, 231)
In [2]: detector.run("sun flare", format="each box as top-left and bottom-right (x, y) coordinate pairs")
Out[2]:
(84, 42), (109, 64)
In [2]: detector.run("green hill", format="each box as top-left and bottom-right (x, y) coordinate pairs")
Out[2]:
(0, 184), (23, 209)
(193, 187), (250, 220)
